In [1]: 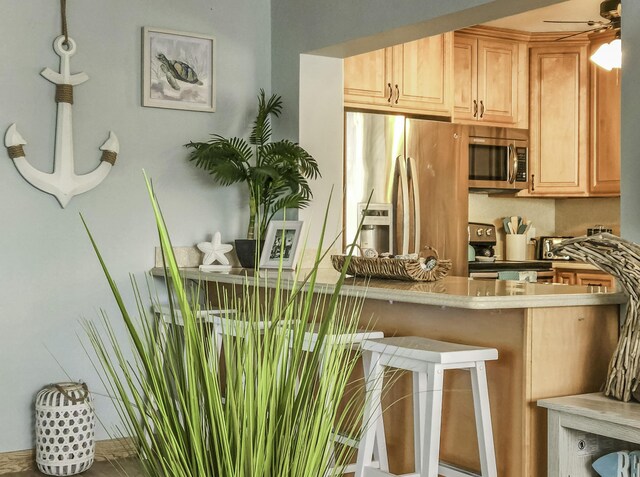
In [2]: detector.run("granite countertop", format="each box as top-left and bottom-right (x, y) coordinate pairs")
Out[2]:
(150, 267), (626, 310)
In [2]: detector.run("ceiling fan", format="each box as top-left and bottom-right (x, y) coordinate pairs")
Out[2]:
(543, 0), (621, 42)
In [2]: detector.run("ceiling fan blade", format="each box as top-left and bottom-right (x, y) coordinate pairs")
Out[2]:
(555, 27), (602, 41)
(544, 20), (607, 26)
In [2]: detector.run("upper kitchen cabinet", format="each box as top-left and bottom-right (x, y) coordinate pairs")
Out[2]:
(589, 31), (621, 196)
(344, 33), (453, 117)
(528, 42), (589, 197)
(453, 28), (529, 128)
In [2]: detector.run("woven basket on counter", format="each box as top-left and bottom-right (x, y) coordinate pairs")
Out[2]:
(331, 246), (451, 282)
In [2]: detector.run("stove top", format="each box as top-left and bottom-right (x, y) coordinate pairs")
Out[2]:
(468, 260), (553, 272)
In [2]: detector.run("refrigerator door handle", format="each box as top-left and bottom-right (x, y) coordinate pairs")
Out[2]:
(396, 155), (410, 256)
(407, 156), (421, 255)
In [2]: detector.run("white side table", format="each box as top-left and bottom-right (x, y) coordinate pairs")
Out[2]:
(538, 393), (640, 477)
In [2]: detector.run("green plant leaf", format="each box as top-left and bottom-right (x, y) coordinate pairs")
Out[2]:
(250, 89), (283, 147)
(187, 90), (321, 239)
(186, 136), (252, 186)
(82, 176), (388, 477)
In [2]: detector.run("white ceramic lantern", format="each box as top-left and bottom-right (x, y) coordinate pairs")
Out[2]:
(35, 382), (95, 476)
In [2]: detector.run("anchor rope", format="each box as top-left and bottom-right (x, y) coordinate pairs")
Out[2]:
(101, 150), (117, 165)
(7, 145), (25, 159)
(55, 84), (73, 104)
(61, 0), (69, 47)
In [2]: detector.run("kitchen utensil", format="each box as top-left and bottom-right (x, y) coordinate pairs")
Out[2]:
(511, 216), (518, 235)
(503, 218), (512, 234)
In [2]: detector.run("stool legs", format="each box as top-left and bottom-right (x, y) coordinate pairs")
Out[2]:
(470, 362), (497, 477)
(358, 358), (497, 477)
(418, 363), (444, 477)
(355, 351), (385, 477)
(362, 349), (389, 473)
(413, 371), (427, 471)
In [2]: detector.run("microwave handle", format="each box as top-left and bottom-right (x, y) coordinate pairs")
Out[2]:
(508, 144), (518, 184)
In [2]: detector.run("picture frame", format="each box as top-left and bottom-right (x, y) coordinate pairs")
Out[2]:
(260, 221), (304, 270)
(142, 27), (216, 112)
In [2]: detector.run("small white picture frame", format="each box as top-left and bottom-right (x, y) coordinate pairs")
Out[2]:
(142, 27), (216, 112)
(260, 221), (304, 270)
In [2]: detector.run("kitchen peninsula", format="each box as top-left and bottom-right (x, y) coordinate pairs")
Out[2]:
(152, 267), (626, 476)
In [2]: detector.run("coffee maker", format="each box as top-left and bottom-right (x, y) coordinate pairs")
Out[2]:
(468, 222), (496, 258)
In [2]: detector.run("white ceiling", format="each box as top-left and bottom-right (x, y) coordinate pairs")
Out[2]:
(483, 0), (606, 32)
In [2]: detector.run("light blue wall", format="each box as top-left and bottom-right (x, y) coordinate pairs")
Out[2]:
(620, 0), (640, 241)
(0, 0), (270, 452)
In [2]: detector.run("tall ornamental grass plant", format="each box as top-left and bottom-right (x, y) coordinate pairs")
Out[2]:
(83, 174), (370, 477)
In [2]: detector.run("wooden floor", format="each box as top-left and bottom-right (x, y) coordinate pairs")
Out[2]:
(1, 459), (143, 477)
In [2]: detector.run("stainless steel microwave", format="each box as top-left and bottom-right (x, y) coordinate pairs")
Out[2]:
(468, 126), (529, 192)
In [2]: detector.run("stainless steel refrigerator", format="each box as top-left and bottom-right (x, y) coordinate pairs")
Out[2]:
(344, 111), (469, 276)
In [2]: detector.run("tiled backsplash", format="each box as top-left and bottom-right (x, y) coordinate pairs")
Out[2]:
(555, 197), (620, 236)
(469, 194), (556, 235)
(468, 194), (620, 258)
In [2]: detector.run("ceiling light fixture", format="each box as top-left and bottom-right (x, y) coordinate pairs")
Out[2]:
(590, 32), (622, 71)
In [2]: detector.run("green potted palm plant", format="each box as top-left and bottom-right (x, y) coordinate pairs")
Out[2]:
(186, 90), (320, 268)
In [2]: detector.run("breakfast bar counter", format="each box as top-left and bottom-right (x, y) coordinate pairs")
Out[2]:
(151, 267), (626, 477)
(150, 267), (626, 310)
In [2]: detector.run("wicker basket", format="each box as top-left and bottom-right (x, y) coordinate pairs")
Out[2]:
(331, 247), (451, 282)
(35, 382), (95, 476)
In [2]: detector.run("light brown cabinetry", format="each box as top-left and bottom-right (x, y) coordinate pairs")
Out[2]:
(576, 271), (615, 288)
(453, 29), (528, 127)
(528, 43), (589, 196)
(344, 33), (453, 116)
(554, 268), (615, 288)
(589, 31), (621, 196)
(555, 271), (576, 285)
(526, 34), (621, 198)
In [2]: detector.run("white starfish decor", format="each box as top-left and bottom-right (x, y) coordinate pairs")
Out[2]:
(197, 232), (233, 271)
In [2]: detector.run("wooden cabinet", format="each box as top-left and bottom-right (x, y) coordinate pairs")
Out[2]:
(526, 33), (620, 198)
(453, 29), (528, 127)
(589, 31), (621, 196)
(575, 271), (615, 288)
(343, 48), (393, 107)
(528, 43), (590, 196)
(344, 33), (453, 116)
(554, 268), (615, 288)
(555, 271), (576, 285)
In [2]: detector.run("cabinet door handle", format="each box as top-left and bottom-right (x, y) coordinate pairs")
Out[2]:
(531, 174), (535, 192)
(480, 100), (485, 118)
(395, 84), (400, 104)
(387, 83), (393, 103)
(473, 100), (478, 118)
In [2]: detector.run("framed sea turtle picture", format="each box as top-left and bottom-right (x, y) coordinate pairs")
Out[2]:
(142, 27), (216, 112)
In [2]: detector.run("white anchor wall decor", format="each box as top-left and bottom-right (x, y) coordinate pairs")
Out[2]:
(5, 33), (119, 208)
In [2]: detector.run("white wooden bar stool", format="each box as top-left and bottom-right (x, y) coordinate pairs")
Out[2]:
(355, 336), (498, 477)
(152, 304), (271, 360)
(295, 325), (389, 475)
